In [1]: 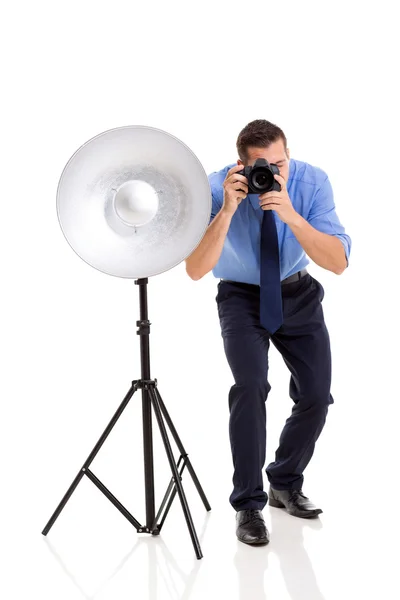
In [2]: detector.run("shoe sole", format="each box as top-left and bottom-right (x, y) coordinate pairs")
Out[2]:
(237, 536), (270, 546)
(269, 498), (322, 518)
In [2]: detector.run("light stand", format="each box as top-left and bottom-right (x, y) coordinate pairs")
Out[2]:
(42, 278), (211, 560)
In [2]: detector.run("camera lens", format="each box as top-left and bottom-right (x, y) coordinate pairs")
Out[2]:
(251, 168), (273, 191)
(255, 173), (268, 186)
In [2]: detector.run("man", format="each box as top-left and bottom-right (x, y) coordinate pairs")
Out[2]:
(185, 119), (351, 546)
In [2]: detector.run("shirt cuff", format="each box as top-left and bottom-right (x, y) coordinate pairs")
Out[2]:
(335, 234), (350, 267)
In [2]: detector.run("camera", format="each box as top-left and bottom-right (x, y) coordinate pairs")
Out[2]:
(238, 158), (281, 194)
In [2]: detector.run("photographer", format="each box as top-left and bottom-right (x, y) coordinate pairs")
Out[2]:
(185, 119), (351, 546)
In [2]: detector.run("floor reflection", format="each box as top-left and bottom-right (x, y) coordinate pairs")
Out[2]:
(233, 536), (269, 600)
(43, 511), (211, 599)
(233, 508), (326, 600)
(44, 536), (141, 599)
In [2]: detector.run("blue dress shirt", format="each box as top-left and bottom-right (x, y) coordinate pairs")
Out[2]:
(208, 158), (351, 284)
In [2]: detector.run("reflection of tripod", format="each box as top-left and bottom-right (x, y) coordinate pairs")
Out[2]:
(42, 278), (211, 560)
(44, 512), (210, 599)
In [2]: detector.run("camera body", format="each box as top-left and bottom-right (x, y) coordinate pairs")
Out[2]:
(238, 158), (281, 194)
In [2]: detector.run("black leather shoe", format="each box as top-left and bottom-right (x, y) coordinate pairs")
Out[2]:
(236, 509), (270, 545)
(269, 487), (322, 518)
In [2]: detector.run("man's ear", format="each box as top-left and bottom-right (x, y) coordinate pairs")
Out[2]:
(286, 148), (290, 160)
(237, 159), (244, 166)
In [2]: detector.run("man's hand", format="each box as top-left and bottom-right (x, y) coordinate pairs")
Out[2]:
(222, 165), (249, 216)
(258, 174), (299, 226)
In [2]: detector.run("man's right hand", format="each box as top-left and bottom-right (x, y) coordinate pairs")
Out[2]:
(222, 165), (249, 216)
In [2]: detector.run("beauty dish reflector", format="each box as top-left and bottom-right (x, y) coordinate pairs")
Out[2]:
(56, 125), (211, 278)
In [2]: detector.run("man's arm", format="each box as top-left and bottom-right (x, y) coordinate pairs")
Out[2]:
(286, 213), (347, 275)
(185, 165), (248, 280)
(259, 173), (351, 276)
(185, 209), (233, 280)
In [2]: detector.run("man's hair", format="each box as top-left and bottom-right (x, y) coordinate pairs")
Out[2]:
(236, 119), (288, 163)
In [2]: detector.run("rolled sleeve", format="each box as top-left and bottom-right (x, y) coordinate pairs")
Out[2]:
(308, 176), (352, 265)
(209, 185), (222, 224)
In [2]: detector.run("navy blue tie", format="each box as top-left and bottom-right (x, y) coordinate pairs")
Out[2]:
(260, 209), (283, 334)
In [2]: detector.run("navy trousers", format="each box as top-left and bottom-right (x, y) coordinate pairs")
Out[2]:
(216, 272), (333, 512)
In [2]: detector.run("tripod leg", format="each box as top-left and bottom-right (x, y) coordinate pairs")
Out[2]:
(42, 383), (138, 536)
(156, 458), (186, 532)
(155, 388), (211, 511)
(148, 387), (203, 560)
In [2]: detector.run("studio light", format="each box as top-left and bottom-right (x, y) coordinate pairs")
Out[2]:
(42, 125), (212, 560)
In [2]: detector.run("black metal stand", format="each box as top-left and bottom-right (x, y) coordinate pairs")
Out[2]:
(42, 278), (211, 560)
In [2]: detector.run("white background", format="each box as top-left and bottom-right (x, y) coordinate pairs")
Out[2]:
(1, 1), (399, 599)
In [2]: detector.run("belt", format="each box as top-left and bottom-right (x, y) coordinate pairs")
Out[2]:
(221, 268), (308, 287)
(281, 268), (308, 285)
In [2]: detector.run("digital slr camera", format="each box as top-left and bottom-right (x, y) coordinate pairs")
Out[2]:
(238, 158), (281, 194)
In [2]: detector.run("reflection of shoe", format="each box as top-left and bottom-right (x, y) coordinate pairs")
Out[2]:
(269, 488), (323, 518)
(236, 509), (270, 545)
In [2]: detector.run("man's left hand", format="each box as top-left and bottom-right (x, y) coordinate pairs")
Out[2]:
(259, 174), (299, 225)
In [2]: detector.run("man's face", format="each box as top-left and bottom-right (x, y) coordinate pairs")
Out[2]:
(237, 139), (290, 183)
